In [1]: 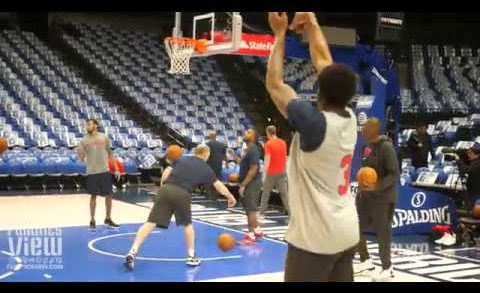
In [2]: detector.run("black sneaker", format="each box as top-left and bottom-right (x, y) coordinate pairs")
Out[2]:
(186, 256), (201, 267)
(89, 220), (96, 231)
(104, 218), (120, 229)
(124, 254), (135, 271)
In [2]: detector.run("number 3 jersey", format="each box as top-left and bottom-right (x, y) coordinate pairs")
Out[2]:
(285, 106), (359, 255)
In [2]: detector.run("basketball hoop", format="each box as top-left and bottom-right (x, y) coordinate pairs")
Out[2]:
(164, 37), (208, 75)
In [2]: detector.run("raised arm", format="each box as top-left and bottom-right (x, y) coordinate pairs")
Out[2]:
(290, 12), (333, 74)
(266, 12), (297, 118)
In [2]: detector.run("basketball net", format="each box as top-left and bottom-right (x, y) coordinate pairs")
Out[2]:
(164, 37), (196, 75)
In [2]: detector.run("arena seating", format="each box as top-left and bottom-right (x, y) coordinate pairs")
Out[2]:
(410, 44), (480, 116)
(241, 55), (319, 98)
(400, 89), (420, 115)
(0, 30), (168, 184)
(398, 114), (480, 185)
(60, 23), (254, 149)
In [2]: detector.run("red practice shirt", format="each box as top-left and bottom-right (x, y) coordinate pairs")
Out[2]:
(108, 158), (125, 175)
(265, 137), (287, 176)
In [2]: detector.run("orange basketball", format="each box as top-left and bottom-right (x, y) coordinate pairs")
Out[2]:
(0, 137), (7, 155)
(228, 173), (239, 183)
(218, 233), (236, 252)
(166, 145), (183, 162)
(473, 204), (480, 219)
(195, 39), (208, 54)
(357, 167), (378, 187)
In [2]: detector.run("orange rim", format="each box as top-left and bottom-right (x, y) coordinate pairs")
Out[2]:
(164, 37), (196, 46)
(164, 37), (208, 53)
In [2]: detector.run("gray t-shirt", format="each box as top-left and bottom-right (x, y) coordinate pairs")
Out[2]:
(79, 132), (112, 175)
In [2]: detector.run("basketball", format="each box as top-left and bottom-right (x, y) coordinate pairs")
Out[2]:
(195, 39), (208, 54)
(473, 204), (480, 219)
(357, 167), (378, 187)
(166, 145), (183, 162)
(218, 233), (235, 252)
(0, 137), (7, 155)
(228, 173), (239, 183)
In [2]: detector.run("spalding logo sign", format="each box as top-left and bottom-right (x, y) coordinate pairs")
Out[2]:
(411, 192), (427, 208)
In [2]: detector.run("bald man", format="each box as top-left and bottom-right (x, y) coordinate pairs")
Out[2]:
(355, 118), (399, 281)
(124, 144), (236, 269)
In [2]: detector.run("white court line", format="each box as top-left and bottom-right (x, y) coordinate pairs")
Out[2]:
(411, 263), (480, 275)
(0, 272), (14, 280)
(191, 218), (288, 246)
(192, 211), (231, 216)
(0, 250), (22, 280)
(257, 226), (288, 231)
(1, 250), (14, 257)
(264, 233), (286, 238)
(437, 247), (479, 253)
(265, 216), (288, 219)
(88, 231), (243, 262)
(434, 251), (480, 264)
(128, 199), (287, 246)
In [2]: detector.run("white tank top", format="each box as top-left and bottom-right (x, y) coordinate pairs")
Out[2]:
(285, 108), (359, 254)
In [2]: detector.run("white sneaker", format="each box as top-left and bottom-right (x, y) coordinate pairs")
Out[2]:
(434, 233), (449, 245)
(354, 258), (375, 275)
(443, 233), (457, 246)
(186, 256), (201, 267)
(372, 266), (394, 282)
(435, 232), (456, 246)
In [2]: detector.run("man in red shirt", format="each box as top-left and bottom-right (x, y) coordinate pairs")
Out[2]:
(259, 125), (289, 217)
(109, 157), (126, 190)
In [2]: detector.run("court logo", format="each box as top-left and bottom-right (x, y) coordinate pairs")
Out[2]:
(5, 228), (63, 271)
(411, 192), (427, 208)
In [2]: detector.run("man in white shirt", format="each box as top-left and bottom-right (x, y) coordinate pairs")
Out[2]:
(266, 12), (359, 282)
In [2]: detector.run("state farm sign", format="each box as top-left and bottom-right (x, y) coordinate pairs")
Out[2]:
(233, 33), (275, 57)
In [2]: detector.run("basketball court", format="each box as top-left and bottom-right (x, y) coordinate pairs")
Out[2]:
(0, 189), (479, 282)
(1, 11), (480, 283)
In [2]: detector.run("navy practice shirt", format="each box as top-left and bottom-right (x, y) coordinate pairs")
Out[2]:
(165, 156), (217, 193)
(287, 99), (328, 152)
(239, 144), (262, 183)
(206, 140), (227, 177)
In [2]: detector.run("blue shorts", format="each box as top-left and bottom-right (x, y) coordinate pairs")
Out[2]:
(86, 172), (113, 196)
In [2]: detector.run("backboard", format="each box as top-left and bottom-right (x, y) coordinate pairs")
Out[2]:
(171, 12), (242, 57)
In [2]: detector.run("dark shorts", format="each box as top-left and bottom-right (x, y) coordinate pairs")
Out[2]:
(241, 179), (262, 213)
(356, 196), (395, 234)
(284, 243), (356, 282)
(147, 184), (192, 229)
(86, 172), (113, 196)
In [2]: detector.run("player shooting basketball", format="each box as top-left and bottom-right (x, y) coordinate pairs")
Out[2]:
(266, 12), (360, 281)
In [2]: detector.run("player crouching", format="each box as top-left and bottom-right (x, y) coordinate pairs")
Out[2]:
(124, 144), (236, 270)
